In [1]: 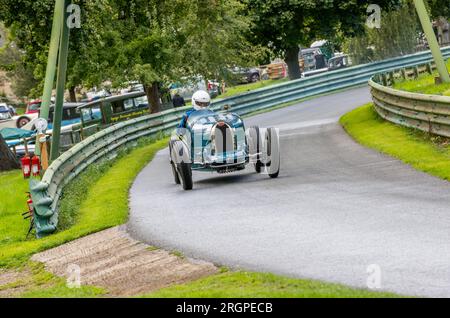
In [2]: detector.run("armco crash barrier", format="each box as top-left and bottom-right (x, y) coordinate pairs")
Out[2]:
(30, 47), (450, 237)
(370, 65), (450, 138)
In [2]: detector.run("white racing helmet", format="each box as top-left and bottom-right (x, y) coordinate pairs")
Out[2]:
(192, 90), (211, 111)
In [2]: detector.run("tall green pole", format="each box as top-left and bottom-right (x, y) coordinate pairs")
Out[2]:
(51, 0), (71, 161)
(40, 0), (65, 122)
(36, 0), (64, 157)
(414, 0), (450, 83)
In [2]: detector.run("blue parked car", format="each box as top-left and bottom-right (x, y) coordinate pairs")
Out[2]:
(169, 108), (280, 190)
(47, 103), (83, 129)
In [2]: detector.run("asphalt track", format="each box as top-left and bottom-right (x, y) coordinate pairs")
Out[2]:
(128, 87), (450, 297)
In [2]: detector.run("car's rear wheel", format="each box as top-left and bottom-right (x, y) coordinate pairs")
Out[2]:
(178, 162), (193, 190)
(264, 127), (280, 178)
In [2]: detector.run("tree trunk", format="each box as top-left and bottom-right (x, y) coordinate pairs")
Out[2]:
(69, 86), (77, 102)
(0, 134), (20, 172)
(285, 46), (302, 80)
(145, 82), (161, 114)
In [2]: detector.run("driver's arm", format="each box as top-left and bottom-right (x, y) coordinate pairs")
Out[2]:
(178, 110), (193, 128)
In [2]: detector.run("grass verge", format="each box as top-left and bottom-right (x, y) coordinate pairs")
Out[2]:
(341, 103), (450, 181)
(143, 271), (399, 298)
(393, 59), (450, 95)
(0, 137), (169, 268)
(218, 79), (288, 99)
(0, 262), (106, 298)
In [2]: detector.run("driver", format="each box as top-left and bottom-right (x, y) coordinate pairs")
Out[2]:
(178, 90), (211, 128)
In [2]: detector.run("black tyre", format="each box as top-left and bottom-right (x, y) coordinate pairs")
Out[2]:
(171, 162), (181, 184)
(250, 73), (260, 83)
(17, 117), (30, 128)
(265, 128), (280, 179)
(248, 126), (263, 173)
(178, 162), (193, 190)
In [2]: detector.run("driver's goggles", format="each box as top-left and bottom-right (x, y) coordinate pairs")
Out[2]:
(196, 102), (210, 108)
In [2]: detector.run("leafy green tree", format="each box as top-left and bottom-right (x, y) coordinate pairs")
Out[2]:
(428, 0), (450, 19)
(107, 0), (257, 113)
(0, 25), (39, 98)
(1, 0), (257, 111)
(244, 0), (399, 79)
(0, 0), (115, 100)
(343, 3), (419, 64)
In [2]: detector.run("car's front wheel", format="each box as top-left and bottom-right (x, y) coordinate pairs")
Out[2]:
(178, 162), (193, 190)
(250, 73), (260, 83)
(171, 162), (181, 184)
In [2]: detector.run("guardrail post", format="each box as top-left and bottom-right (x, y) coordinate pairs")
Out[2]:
(381, 73), (388, 86)
(414, 66), (420, 78)
(401, 68), (407, 80)
(414, 0), (450, 83)
(388, 71), (395, 86)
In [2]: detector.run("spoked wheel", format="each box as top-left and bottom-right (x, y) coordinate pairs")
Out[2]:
(247, 126), (263, 173)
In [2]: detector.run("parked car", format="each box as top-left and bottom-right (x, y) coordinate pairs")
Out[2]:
(81, 89), (112, 103)
(120, 82), (145, 95)
(0, 103), (38, 129)
(0, 105), (12, 130)
(170, 77), (219, 101)
(26, 100), (42, 114)
(0, 103), (10, 118)
(327, 54), (351, 71)
(229, 67), (261, 83)
(78, 92), (150, 137)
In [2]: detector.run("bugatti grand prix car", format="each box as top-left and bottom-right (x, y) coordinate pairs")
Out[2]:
(169, 109), (280, 190)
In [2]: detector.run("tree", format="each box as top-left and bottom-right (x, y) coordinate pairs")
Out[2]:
(107, 0), (257, 113)
(244, 0), (399, 80)
(0, 0), (114, 100)
(0, 134), (20, 171)
(428, 0), (450, 19)
(343, 4), (419, 64)
(0, 0), (258, 111)
(0, 25), (39, 98)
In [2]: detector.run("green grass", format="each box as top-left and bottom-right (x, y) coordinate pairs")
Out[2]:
(0, 262), (106, 298)
(0, 137), (169, 268)
(341, 103), (450, 181)
(393, 59), (450, 96)
(143, 271), (400, 298)
(218, 79), (288, 100)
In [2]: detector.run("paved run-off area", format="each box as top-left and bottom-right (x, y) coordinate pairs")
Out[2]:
(31, 227), (217, 297)
(129, 87), (450, 298)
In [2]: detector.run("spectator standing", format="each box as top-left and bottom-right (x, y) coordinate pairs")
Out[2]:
(172, 93), (186, 108)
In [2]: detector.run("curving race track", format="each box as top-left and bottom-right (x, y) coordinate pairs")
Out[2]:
(128, 87), (450, 297)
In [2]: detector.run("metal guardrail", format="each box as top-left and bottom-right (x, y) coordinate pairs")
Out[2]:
(29, 108), (187, 237)
(29, 47), (450, 237)
(370, 61), (450, 138)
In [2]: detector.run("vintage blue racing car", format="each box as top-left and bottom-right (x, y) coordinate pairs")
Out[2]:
(169, 108), (280, 190)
